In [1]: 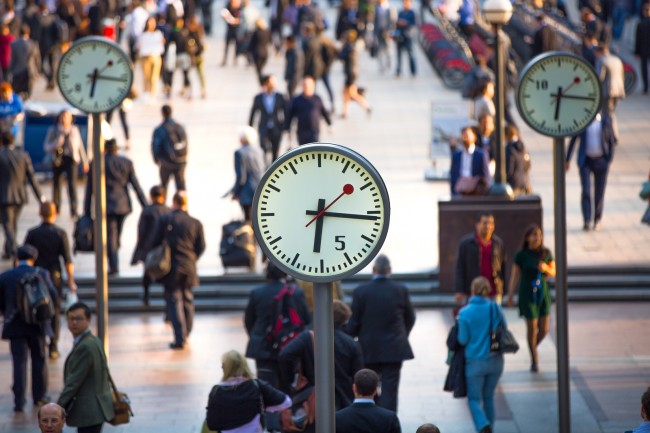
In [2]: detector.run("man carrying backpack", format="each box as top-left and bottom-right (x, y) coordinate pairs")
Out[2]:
(0, 244), (56, 412)
(152, 104), (189, 194)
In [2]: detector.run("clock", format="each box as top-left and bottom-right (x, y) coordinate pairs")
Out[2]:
(517, 51), (602, 138)
(57, 36), (134, 114)
(252, 143), (391, 283)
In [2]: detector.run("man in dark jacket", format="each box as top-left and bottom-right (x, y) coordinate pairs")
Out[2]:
(9, 25), (42, 100)
(131, 185), (170, 304)
(335, 369), (402, 433)
(454, 211), (506, 306)
(0, 244), (55, 412)
(0, 131), (44, 260)
(151, 104), (189, 193)
(84, 139), (147, 275)
(635, 4), (650, 94)
(147, 191), (205, 349)
(285, 76), (332, 145)
(248, 74), (287, 163)
(504, 124), (531, 196)
(347, 254), (415, 413)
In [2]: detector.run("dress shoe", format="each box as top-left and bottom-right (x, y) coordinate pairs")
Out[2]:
(34, 396), (51, 407)
(582, 223), (590, 231)
(169, 342), (185, 350)
(530, 361), (539, 372)
(479, 425), (492, 433)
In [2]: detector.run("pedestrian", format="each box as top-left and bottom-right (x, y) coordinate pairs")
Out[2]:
(416, 424), (441, 433)
(394, 0), (417, 78)
(629, 387), (650, 433)
(565, 113), (616, 231)
(204, 350), (291, 433)
(57, 302), (115, 433)
(248, 74), (287, 164)
(151, 104), (189, 193)
(248, 17), (271, 84)
(9, 25), (41, 101)
(83, 138), (148, 275)
(231, 126), (265, 222)
(0, 81), (24, 137)
(473, 81), (495, 122)
(278, 299), (363, 410)
(187, 14), (207, 99)
(0, 131), (44, 261)
(476, 113), (496, 164)
(453, 212), (506, 307)
(335, 369), (402, 433)
(0, 23), (15, 80)
(449, 126), (491, 196)
(373, 0), (396, 73)
(635, 3), (650, 94)
(347, 254), (416, 412)
(505, 124), (532, 195)
(285, 76), (332, 145)
(506, 224), (555, 372)
(338, 30), (371, 119)
(457, 276), (505, 433)
(163, 17), (192, 99)
(24, 201), (78, 360)
(147, 191), (205, 349)
(38, 402), (66, 433)
(131, 185), (170, 305)
(34, 4), (63, 91)
(595, 44), (625, 142)
(244, 262), (311, 390)
(126, 0), (150, 64)
(531, 13), (559, 56)
(221, 0), (242, 66)
(319, 33), (337, 114)
(301, 22), (324, 83)
(105, 88), (134, 150)
(43, 109), (89, 218)
(284, 35), (304, 98)
(0, 244), (55, 412)
(136, 16), (166, 103)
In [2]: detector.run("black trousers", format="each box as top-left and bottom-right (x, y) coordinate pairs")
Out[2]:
(78, 424), (103, 433)
(159, 163), (186, 192)
(256, 359), (281, 431)
(52, 156), (78, 217)
(164, 284), (194, 345)
(640, 54), (649, 93)
(1, 204), (22, 258)
(579, 156), (610, 224)
(106, 107), (130, 140)
(10, 335), (47, 409)
(107, 214), (126, 273)
(365, 362), (403, 412)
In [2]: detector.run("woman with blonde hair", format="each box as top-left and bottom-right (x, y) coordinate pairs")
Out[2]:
(205, 350), (291, 433)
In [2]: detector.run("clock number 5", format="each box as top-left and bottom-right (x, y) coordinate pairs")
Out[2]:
(335, 236), (346, 251)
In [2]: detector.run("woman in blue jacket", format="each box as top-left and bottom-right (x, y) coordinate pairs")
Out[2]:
(457, 276), (505, 433)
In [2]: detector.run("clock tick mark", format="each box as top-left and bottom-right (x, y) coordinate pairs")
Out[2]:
(344, 253), (353, 265)
(269, 236), (282, 245)
(261, 213), (275, 217)
(361, 235), (373, 242)
(291, 253), (300, 266)
(268, 184), (280, 193)
(342, 161), (351, 173)
(360, 182), (372, 191)
(288, 162), (297, 174)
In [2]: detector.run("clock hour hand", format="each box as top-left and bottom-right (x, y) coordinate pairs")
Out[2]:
(554, 86), (562, 120)
(89, 68), (98, 98)
(312, 199), (326, 253)
(550, 93), (595, 101)
(305, 210), (379, 221)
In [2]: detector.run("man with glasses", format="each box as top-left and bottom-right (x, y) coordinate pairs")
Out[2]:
(57, 302), (114, 433)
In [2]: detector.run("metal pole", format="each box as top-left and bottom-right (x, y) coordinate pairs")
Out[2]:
(553, 137), (570, 433)
(313, 281), (335, 433)
(91, 112), (109, 357)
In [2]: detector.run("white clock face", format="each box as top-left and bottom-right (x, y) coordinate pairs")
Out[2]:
(57, 37), (133, 113)
(252, 144), (390, 282)
(517, 52), (602, 138)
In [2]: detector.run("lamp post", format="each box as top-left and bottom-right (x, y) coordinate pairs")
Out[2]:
(483, 0), (514, 198)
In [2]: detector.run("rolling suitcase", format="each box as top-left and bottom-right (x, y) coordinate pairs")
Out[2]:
(219, 221), (255, 270)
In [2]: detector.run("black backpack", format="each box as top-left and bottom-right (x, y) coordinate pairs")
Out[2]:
(206, 379), (264, 432)
(73, 215), (94, 253)
(16, 269), (55, 325)
(265, 285), (305, 352)
(164, 122), (188, 164)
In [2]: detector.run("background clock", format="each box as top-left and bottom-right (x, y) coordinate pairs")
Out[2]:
(57, 36), (133, 114)
(517, 52), (602, 138)
(252, 143), (391, 283)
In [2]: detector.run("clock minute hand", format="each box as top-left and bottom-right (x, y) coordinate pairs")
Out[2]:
(550, 93), (595, 101)
(87, 74), (126, 83)
(305, 210), (379, 221)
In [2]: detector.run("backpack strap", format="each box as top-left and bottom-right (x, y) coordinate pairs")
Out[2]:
(252, 379), (266, 428)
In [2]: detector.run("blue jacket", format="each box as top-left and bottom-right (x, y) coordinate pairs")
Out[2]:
(449, 147), (490, 195)
(566, 116), (615, 168)
(457, 296), (506, 360)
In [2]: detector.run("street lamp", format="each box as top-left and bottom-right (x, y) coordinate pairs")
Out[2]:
(482, 0), (514, 198)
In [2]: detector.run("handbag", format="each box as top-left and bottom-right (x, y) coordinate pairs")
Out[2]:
(145, 241), (171, 281)
(107, 370), (134, 425)
(489, 303), (519, 354)
(455, 176), (487, 195)
(531, 271), (543, 305)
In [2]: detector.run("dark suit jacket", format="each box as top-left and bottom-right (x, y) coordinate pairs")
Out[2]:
(335, 401), (401, 433)
(0, 146), (43, 206)
(84, 153), (147, 216)
(131, 202), (170, 264)
(449, 148), (490, 196)
(347, 276), (415, 364)
(57, 332), (115, 427)
(454, 232), (506, 297)
(635, 17), (650, 57)
(249, 91), (287, 137)
(244, 280), (310, 361)
(566, 116), (615, 168)
(10, 37), (41, 78)
(285, 94), (332, 136)
(148, 209), (205, 288)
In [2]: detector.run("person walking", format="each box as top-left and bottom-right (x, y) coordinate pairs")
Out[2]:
(0, 131), (44, 261)
(505, 124), (531, 195)
(285, 76), (332, 145)
(635, 3), (650, 94)
(347, 254), (416, 412)
(24, 201), (78, 360)
(187, 15), (207, 99)
(284, 35), (304, 98)
(248, 17), (271, 84)
(9, 25), (41, 101)
(57, 302), (115, 433)
(373, 0), (396, 73)
(394, 0), (417, 78)
(449, 126), (491, 196)
(506, 224), (555, 372)
(0, 244), (55, 412)
(0, 81), (24, 137)
(83, 139), (147, 275)
(338, 30), (371, 119)
(457, 276), (505, 433)
(248, 74), (287, 164)
(43, 109), (89, 218)
(137, 16), (166, 103)
(231, 126), (265, 222)
(147, 191), (205, 349)
(152, 104), (189, 193)
(595, 44), (625, 142)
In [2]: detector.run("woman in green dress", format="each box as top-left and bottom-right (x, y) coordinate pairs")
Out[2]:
(506, 224), (556, 372)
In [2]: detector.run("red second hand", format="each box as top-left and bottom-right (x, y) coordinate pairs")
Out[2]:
(550, 76), (581, 104)
(305, 184), (354, 227)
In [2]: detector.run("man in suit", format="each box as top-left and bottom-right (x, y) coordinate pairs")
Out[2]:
(231, 127), (265, 222)
(449, 126), (491, 196)
(131, 185), (170, 305)
(347, 254), (415, 412)
(0, 131), (44, 260)
(335, 369), (402, 433)
(285, 76), (332, 145)
(566, 113), (616, 231)
(595, 44), (625, 142)
(151, 104), (189, 193)
(147, 191), (205, 349)
(58, 302), (115, 433)
(84, 139), (147, 275)
(635, 4), (650, 94)
(38, 402), (66, 433)
(0, 244), (55, 412)
(249, 74), (287, 163)
(25, 201), (78, 359)
(9, 25), (41, 100)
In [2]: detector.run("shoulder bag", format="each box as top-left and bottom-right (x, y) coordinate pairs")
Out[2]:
(489, 303), (519, 354)
(107, 369), (134, 425)
(145, 240), (171, 281)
